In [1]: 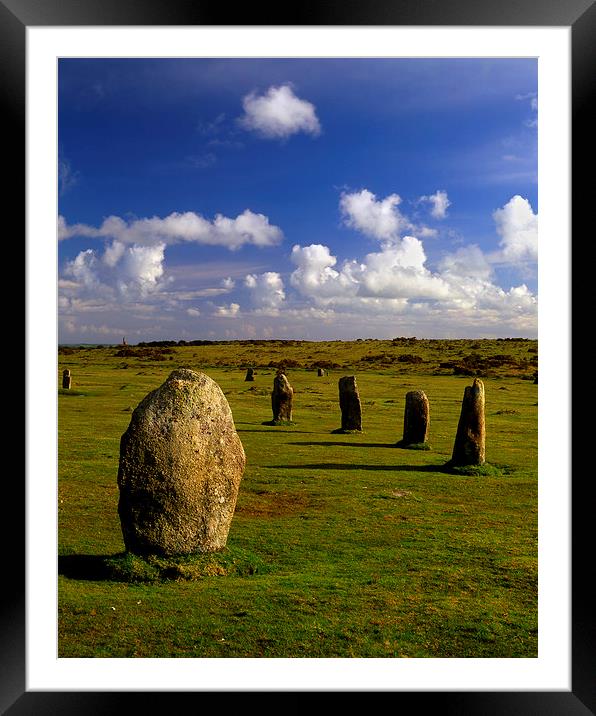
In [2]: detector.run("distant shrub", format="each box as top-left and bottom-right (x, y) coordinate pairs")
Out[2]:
(397, 354), (423, 364)
(311, 360), (341, 369)
(359, 353), (387, 362)
(268, 358), (301, 369)
(453, 365), (477, 376)
(461, 353), (483, 367)
(114, 347), (175, 360)
(439, 361), (457, 369)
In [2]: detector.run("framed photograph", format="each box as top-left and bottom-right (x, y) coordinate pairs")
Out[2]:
(12, 0), (592, 711)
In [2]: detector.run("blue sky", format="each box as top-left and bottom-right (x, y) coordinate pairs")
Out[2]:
(58, 58), (538, 342)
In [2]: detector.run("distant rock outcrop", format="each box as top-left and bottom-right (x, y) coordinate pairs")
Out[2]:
(117, 369), (246, 555)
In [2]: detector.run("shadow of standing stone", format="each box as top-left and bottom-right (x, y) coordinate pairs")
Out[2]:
(396, 390), (430, 449)
(62, 369), (71, 389)
(332, 375), (362, 433)
(447, 378), (486, 467)
(263, 372), (294, 425)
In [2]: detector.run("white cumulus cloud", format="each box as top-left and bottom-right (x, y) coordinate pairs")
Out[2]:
(58, 209), (283, 251)
(244, 271), (286, 310)
(238, 84), (321, 139)
(339, 189), (410, 242)
(213, 302), (240, 317)
(420, 190), (451, 219)
(355, 238), (450, 299)
(290, 239), (449, 305)
(491, 195), (538, 263)
(438, 245), (493, 281)
(290, 244), (358, 303)
(64, 241), (168, 300)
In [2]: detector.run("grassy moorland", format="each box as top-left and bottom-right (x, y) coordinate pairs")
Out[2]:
(57, 338), (538, 658)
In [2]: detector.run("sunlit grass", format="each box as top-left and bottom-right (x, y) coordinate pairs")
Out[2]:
(58, 339), (537, 657)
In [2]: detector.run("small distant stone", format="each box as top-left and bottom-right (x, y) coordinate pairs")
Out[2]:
(62, 369), (71, 389)
(244, 367), (255, 382)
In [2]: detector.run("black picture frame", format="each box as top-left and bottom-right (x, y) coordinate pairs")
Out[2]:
(11, 1), (592, 712)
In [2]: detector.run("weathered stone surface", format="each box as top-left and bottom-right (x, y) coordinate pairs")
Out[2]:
(400, 390), (429, 445)
(450, 378), (486, 466)
(317, 368), (325, 377)
(117, 369), (246, 556)
(337, 376), (362, 432)
(245, 367), (255, 381)
(62, 369), (71, 389)
(270, 372), (293, 422)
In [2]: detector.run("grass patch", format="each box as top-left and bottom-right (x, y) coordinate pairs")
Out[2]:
(58, 339), (537, 658)
(395, 440), (431, 450)
(59, 388), (93, 397)
(60, 547), (270, 584)
(442, 462), (512, 477)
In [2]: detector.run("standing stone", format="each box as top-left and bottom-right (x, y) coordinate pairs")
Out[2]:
(117, 369), (246, 556)
(317, 368), (325, 377)
(268, 372), (294, 423)
(62, 369), (71, 389)
(450, 378), (486, 466)
(399, 390), (430, 446)
(336, 376), (362, 432)
(245, 367), (255, 382)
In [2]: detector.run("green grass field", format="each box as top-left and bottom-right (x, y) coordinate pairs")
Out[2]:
(58, 338), (538, 658)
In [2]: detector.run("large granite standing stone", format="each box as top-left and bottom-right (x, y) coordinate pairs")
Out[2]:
(450, 378), (486, 466)
(270, 372), (294, 422)
(336, 376), (362, 432)
(117, 369), (246, 556)
(62, 369), (71, 389)
(245, 367), (255, 382)
(399, 390), (430, 446)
